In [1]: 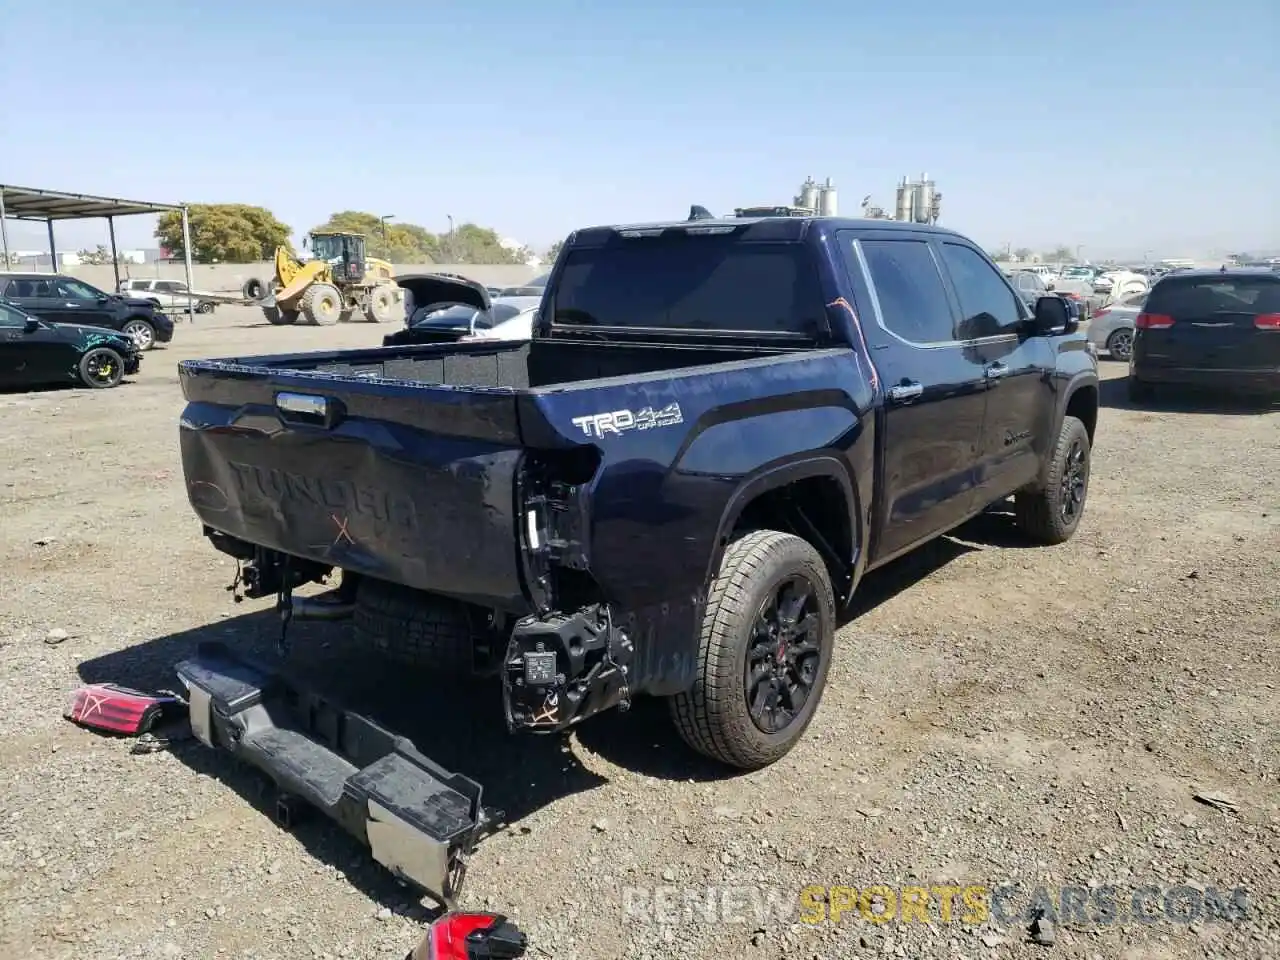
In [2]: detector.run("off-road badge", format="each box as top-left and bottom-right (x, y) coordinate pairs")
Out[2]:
(571, 402), (683, 439)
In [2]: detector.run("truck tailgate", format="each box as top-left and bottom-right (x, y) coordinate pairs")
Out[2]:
(179, 359), (529, 611)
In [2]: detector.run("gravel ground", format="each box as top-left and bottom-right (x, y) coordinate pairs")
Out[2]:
(1, 306), (1277, 960)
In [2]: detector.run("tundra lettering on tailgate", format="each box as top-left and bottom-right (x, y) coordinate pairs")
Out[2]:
(227, 461), (418, 534)
(571, 402), (684, 439)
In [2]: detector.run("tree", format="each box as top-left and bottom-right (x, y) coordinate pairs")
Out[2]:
(444, 223), (525, 265)
(988, 248), (1008, 261)
(1013, 247), (1033, 262)
(546, 240), (563, 261)
(76, 245), (115, 265)
(156, 204), (291, 263)
(1048, 245), (1076, 263)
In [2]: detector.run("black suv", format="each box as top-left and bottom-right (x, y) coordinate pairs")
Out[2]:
(1130, 268), (1280, 401)
(0, 272), (173, 350)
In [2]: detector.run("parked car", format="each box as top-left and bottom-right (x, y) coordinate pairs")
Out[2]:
(0, 272), (173, 350)
(386, 274), (541, 347)
(117, 277), (217, 315)
(1087, 291), (1146, 360)
(0, 297), (140, 389)
(1130, 268), (1280, 401)
(173, 210), (1098, 911)
(1009, 270), (1085, 322)
(460, 298), (542, 342)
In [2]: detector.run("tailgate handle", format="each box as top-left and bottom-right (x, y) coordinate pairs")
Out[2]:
(275, 392), (342, 428)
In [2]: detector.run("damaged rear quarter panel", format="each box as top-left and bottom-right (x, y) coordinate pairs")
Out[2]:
(523, 348), (875, 695)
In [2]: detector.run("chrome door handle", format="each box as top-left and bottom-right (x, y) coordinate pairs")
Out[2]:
(886, 381), (924, 402)
(986, 362), (1008, 379)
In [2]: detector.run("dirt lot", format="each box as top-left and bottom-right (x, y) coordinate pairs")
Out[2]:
(1, 306), (1277, 960)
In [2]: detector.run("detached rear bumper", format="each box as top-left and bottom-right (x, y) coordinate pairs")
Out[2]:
(174, 642), (493, 906)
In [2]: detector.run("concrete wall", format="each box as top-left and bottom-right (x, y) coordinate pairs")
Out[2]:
(63, 261), (547, 294)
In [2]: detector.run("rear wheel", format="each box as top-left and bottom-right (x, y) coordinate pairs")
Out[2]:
(670, 529), (835, 770)
(196, 300), (215, 314)
(1106, 328), (1134, 361)
(1014, 415), (1090, 544)
(352, 578), (478, 672)
(366, 285), (399, 322)
(78, 347), (125, 389)
(301, 282), (342, 326)
(122, 318), (156, 350)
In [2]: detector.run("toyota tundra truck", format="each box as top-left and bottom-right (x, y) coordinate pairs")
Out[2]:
(174, 209), (1098, 904)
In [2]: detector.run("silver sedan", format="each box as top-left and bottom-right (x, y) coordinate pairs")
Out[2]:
(1086, 291), (1146, 361)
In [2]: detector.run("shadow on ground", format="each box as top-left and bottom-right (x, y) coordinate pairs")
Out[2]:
(75, 606), (732, 911)
(1099, 376), (1277, 415)
(72, 500), (1036, 910)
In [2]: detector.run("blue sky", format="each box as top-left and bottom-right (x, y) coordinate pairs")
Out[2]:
(2, 0), (1276, 258)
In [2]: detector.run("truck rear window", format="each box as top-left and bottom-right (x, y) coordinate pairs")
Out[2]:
(551, 235), (825, 334)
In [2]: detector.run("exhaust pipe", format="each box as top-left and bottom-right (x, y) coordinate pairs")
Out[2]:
(290, 595), (355, 621)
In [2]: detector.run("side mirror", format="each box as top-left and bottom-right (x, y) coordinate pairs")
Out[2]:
(1032, 295), (1073, 334)
(97, 294), (110, 303)
(24, 317), (41, 333)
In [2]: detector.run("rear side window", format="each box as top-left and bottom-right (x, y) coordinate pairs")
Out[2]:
(857, 239), (956, 344)
(1146, 277), (1280, 318)
(939, 243), (1025, 339)
(552, 234), (825, 333)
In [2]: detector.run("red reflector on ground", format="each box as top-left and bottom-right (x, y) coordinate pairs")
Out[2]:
(63, 684), (179, 736)
(412, 912), (527, 960)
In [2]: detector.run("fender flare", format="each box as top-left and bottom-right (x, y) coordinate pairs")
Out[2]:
(705, 454), (861, 603)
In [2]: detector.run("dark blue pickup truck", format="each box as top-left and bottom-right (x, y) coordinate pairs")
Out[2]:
(174, 210), (1098, 904)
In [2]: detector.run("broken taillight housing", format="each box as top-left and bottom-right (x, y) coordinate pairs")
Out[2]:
(408, 912), (527, 960)
(63, 684), (181, 736)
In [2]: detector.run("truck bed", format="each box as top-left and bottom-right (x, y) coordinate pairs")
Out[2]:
(185, 337), (788, 392)
(178, 337), (826, 612)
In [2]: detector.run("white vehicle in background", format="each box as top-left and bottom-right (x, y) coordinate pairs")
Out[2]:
(1086, 291), (1147, 361)
(459, 296), (542, 342)
(1094, 270), (1149, 300)
(117, 278), (218, 314)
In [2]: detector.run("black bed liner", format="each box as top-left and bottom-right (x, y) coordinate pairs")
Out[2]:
(175, 642), (498, 906)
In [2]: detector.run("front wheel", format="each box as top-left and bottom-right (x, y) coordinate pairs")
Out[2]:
(669, 529), (835, 770)
(78, 347), (125, 389)
(196, 300), (215, 314)
(1013, 415), (1091, 544)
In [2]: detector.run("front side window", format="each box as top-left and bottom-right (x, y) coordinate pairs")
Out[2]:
(939, 243), (1024, 339)
(855, 239), (956, 344)
(56, 278), (105, 300)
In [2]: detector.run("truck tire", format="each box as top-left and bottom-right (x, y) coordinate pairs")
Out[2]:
(1014, 415), (1091, 545)
(301, 283), (342, 326)
(242, 278), (266, 301)
(262, 305), (296, 325)
(366, 285), (399, 323)
(352, 577), (476, 672)
(669, 529), (835, 771)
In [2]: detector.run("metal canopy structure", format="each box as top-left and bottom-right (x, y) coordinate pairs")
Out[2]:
(0, 183), (194, 299)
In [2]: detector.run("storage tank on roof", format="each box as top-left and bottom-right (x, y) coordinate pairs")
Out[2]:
(798, 177), (819, 213)
(818, 178), (838, 216)
(913, 175), (934, 225)
(894, 179), (914, 221)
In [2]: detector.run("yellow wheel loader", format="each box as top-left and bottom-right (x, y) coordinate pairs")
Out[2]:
(245, 233), (403, 326)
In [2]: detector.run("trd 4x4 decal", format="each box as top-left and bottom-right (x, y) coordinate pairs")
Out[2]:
(570, 402), (684, 439)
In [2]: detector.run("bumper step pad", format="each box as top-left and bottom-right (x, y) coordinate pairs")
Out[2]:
(175, 642), (493, 906)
